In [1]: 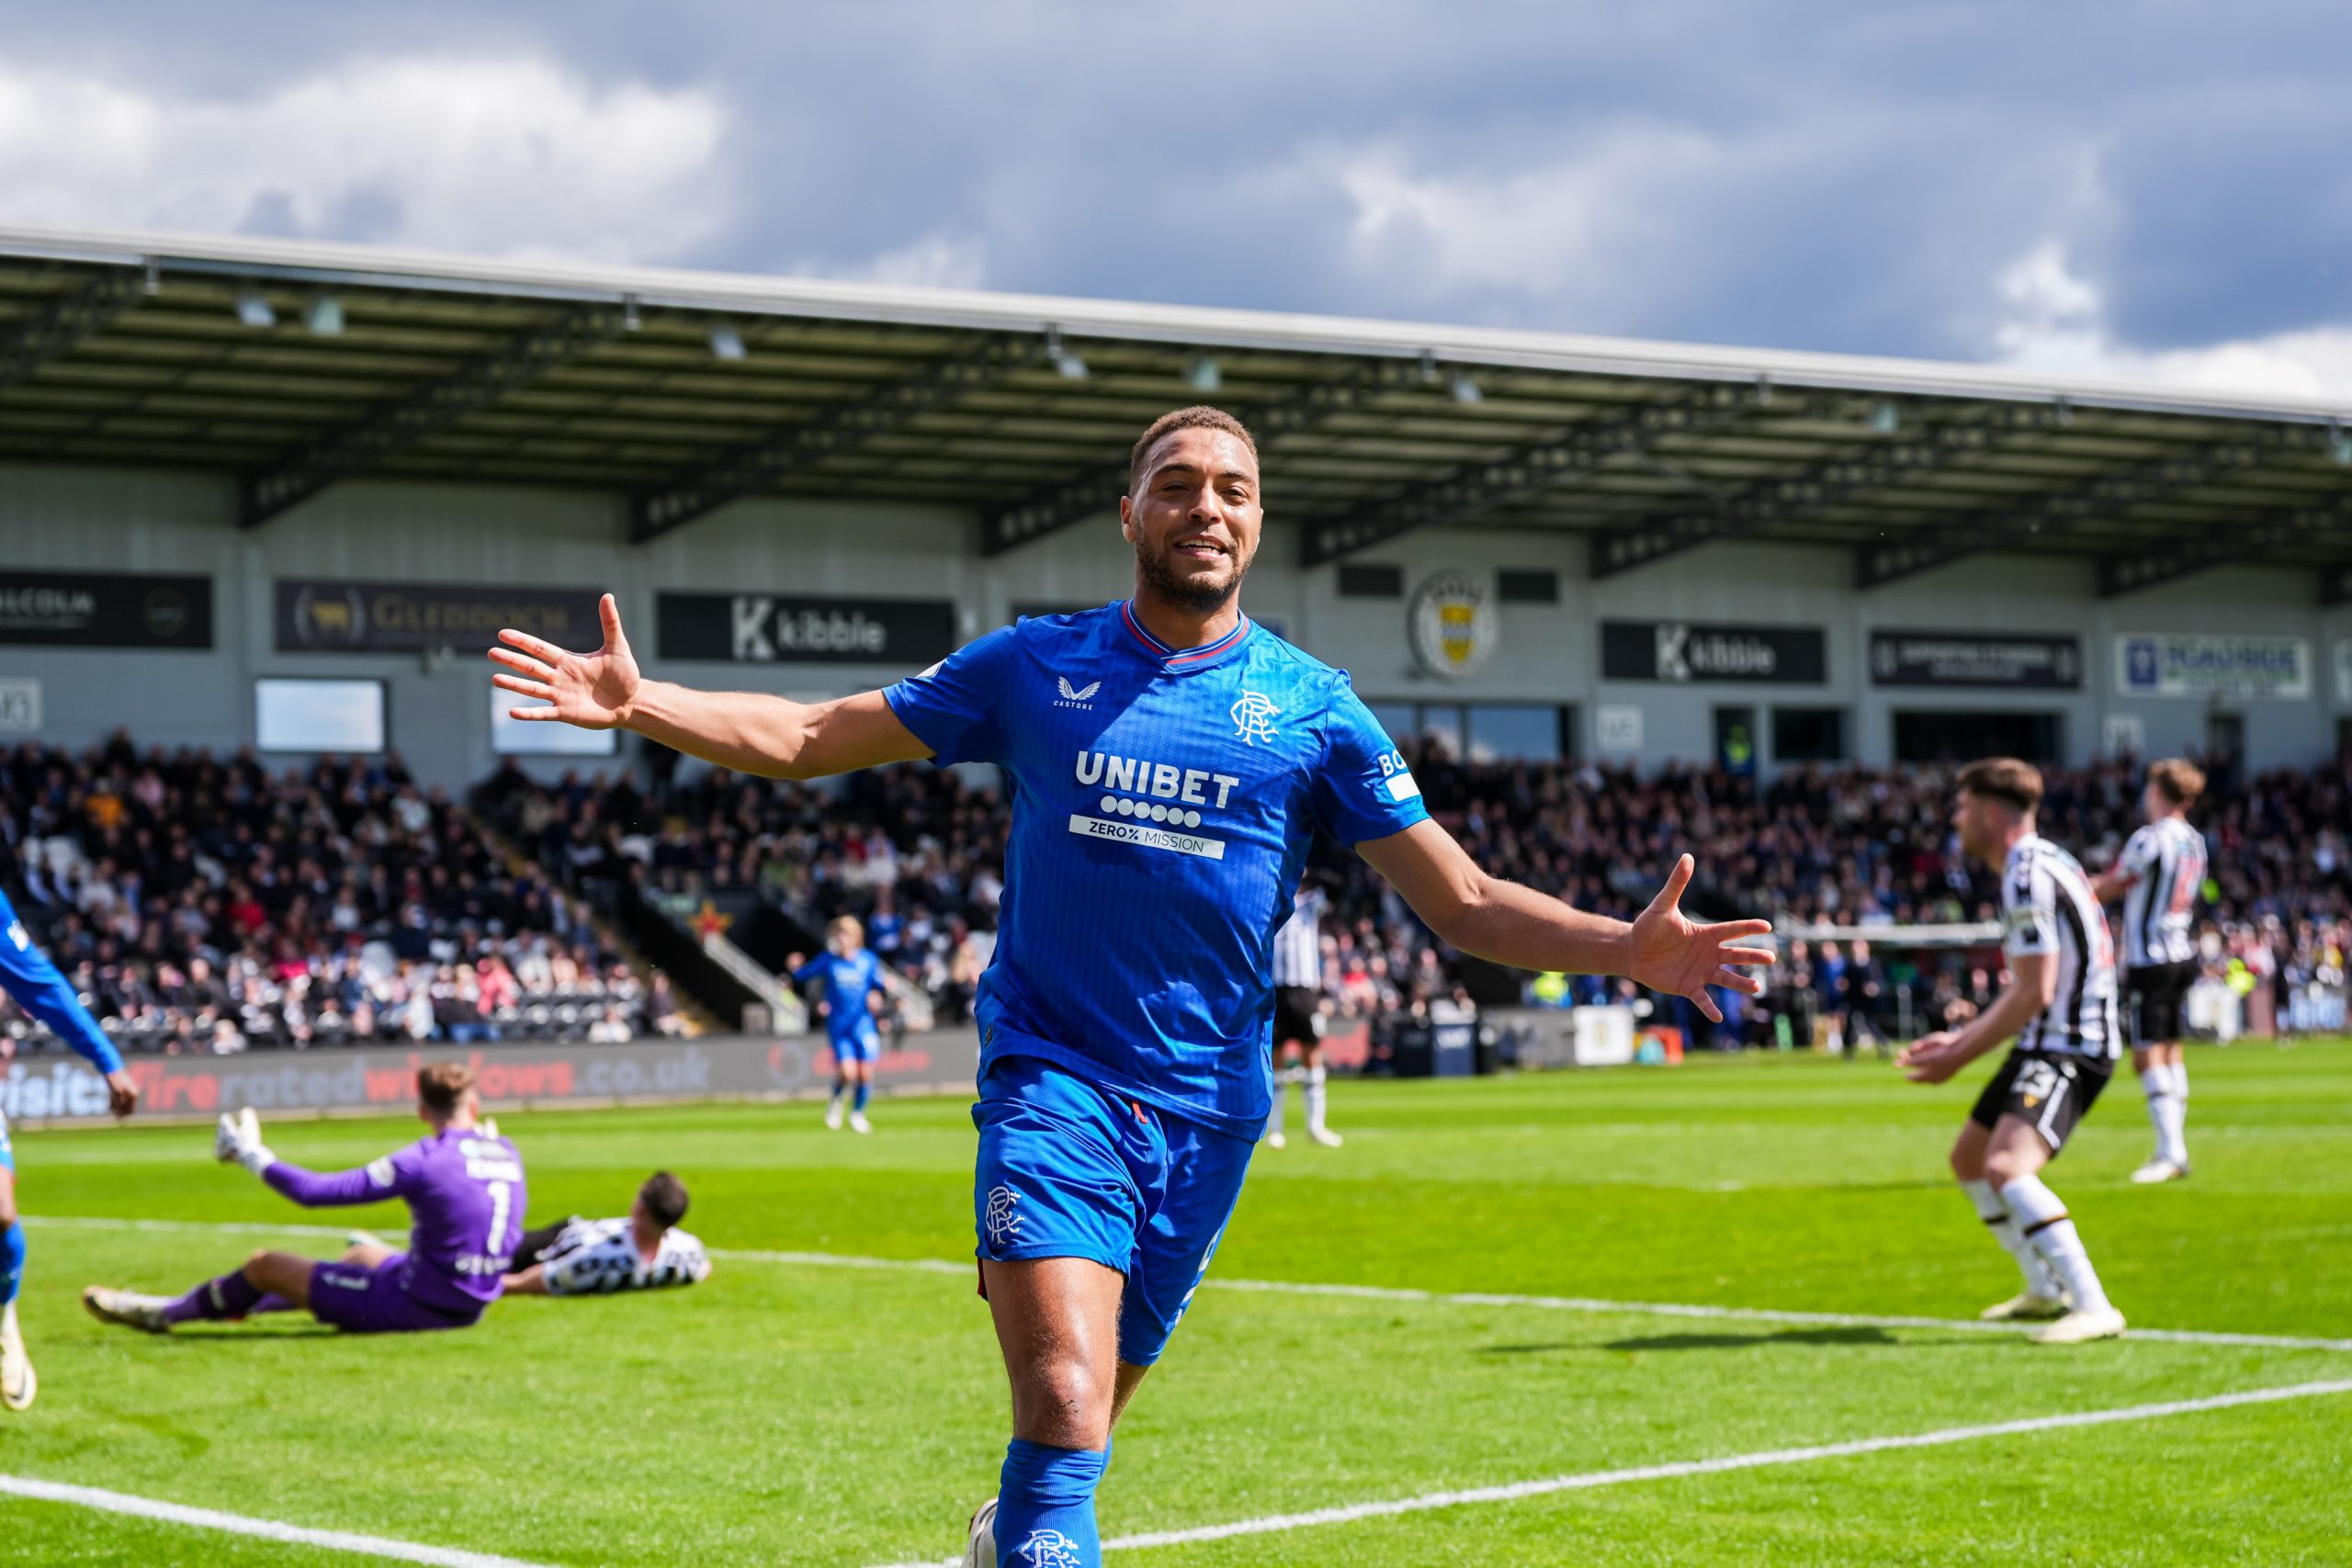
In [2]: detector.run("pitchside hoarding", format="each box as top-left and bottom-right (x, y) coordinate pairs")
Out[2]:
(4, 1032), (981, 1128)
(0, 569), (213, 649)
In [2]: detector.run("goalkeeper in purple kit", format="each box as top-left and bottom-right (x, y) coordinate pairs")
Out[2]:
(85, 1061), (525, 1336)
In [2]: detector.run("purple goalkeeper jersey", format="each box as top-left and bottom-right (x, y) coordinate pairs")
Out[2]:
(264, 1125), (526, 1314)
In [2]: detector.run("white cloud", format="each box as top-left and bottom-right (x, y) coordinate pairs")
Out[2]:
(0, 56), (734, 265)
(1328, 129), (1723, 315)
(831, 232), (989, 290)
(1995, 241), (2352, 402)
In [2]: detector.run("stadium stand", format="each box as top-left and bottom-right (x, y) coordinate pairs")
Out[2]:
(471, 744), (2351, 1054)
(0, 736), (670, 1055)
(8, 733), (2341, 1059)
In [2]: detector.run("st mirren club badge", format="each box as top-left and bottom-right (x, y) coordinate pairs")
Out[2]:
(1408, 570), (1498, 680)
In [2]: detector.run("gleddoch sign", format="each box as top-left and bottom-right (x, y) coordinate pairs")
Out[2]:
(659, 593), (956, 666)
(1601, 620), (1826, 684)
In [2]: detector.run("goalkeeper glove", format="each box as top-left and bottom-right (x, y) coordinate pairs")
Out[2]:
(213, 1107), (276, 1176)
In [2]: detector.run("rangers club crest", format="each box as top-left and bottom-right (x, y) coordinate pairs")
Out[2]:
(1018, 1529), (1083, 1568)
(1230, 690), (1280, 745)
(984, 1185), (1023, 1249)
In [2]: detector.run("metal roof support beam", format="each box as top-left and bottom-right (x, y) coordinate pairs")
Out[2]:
(979, 357), (1429, 556)
(241, 303), (622, 529)
(2098, 496), (2352, 597)
(633, 337), (1029, 544)
(1301, 380), (1803, 568)
(0, 266), (145, 392)
(1854, 423), (2329, 588)
(1589, 401), (2065, 580)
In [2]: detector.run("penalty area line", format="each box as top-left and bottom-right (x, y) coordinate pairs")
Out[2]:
(870, 1378), (2352, 1565)
(0, 1473), (558, 1568)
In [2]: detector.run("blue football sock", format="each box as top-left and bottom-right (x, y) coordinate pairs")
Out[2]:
(0, 1222), (24, 1307)
(853, 1081), (871, 1113)
(995, 1438), (1106, 1567)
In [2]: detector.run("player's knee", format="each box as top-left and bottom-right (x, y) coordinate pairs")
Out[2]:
(1981, 1151), (2030, 1191)
(0, 1191), (17, 1228)
(1016, 1358), (1111, 1447)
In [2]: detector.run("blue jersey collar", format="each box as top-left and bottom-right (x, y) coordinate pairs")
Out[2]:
(1115, 600), (1254, 674)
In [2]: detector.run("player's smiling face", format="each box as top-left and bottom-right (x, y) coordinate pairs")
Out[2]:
(1121, 426), (1261, 615)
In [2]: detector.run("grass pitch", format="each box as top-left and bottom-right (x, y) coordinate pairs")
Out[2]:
(6, 1042), (2349, 1566)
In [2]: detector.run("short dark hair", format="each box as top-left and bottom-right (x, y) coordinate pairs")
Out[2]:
(1956, 757), (2043, 814)
(639, 1170), (689, 1230)
(1127, 405), (1259, 496)
(2149, 758), (2206, 807)
(417, 1061), (475, 1114)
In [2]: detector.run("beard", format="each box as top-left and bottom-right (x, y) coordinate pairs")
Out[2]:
(1135, 534), (1251, 615)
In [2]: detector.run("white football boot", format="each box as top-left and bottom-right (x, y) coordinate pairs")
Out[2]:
(2030, 1304), (2127, 1345)
(1980, 1291), (2070, 1322)
(963, 1496), (998, 1567)
(849, 1111), (873, 1135)
(82, 1286), (173, 1334)
(1, 1302), (35, 1411)
(2130, 1157), (2188, 1185)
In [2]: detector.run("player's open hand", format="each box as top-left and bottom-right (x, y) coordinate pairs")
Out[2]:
(1897, 1031), (1964, 1084)
(489, 592), (639, 730)
(1626, 854), (1776, 1024)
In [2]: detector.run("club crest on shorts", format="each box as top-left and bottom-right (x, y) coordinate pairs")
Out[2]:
(1230, 690), (1280, 746)
(1018, 1529), (1083, 1568)
(984, 1184), (1023, 1248)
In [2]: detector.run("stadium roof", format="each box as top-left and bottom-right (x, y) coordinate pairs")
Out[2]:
(1, 220), (2346, 597)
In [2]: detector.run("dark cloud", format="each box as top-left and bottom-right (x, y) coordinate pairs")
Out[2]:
(4, 0), (2350, 362)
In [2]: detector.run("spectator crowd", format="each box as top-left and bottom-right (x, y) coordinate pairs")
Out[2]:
(8, 733), (2345, 1058)
(1, 736), (676, 1056)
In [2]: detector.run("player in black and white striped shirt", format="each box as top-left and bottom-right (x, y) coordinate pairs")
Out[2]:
(502, 1172), (712, 1298)
(2093, 760), (2209, 1185)
(1899, 759), (2126, 1345)
(1264, 880), (1340, 1148)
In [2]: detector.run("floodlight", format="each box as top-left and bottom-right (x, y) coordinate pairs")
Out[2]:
(1186, 355), (1221, 393)
(233, 291), (276, 328)
(303, 295), (344, 336)
(1044, 326), (1087, 380)
(623, 292), (641, 332)
(708, 323), (747, 361)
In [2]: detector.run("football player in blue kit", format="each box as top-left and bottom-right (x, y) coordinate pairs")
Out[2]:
(489, 406), (1775, 1567)
(0, 886), (141, 1409)
(795, 914), (889, 1133)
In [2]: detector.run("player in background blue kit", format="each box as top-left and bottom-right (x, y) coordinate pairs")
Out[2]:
(489, 407), (1775, 1567)
(795, 914), (889, 1133)
(0, 886), (141, 1410)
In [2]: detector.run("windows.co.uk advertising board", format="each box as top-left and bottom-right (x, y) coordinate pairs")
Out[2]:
(4, 1032), (980, 1127)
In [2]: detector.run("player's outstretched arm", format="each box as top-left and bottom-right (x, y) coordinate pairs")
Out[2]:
(501, 1264), (551, 1295)
(489, 593), (933, 780)
(1358, 822), (1773, 1022)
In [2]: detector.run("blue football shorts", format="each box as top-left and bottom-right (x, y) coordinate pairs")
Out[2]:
(972, 1054), (1255, 1367)
(827, 1025), (879, 1066)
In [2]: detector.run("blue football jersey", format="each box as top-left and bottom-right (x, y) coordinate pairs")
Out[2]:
(884, 602), (1429, 1136)
(795, 949), (886, 1043)
(1, 886), (123, 1074)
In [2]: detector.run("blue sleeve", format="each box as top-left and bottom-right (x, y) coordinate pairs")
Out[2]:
(0, 892), (123, 1074)
(792, 958), (827, 989)
(881, 626), (1018, 767)
(1310, 677), (1432, 847)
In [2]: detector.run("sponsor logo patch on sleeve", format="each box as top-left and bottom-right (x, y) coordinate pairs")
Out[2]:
(366, 1156), (396, 1188)
(1385, 771), (1422, 802)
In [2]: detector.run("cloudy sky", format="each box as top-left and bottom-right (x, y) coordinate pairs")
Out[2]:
(3, 1), (2349, 397)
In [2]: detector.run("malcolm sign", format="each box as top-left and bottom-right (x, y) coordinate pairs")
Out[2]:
(1601, 620), (1827, 684)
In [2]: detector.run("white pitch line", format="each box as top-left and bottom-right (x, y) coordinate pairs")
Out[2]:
(0, 1473), (559, 1568)
(35, 1215), (2352, 1354)
(869, 1379), (2352, 1565)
